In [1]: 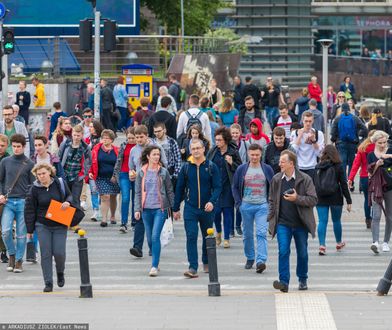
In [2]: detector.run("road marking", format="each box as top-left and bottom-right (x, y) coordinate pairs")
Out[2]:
(275, 293), (337, 330)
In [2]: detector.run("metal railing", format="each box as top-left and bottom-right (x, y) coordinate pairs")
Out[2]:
(313, 54), (392, 76)
(10, 35), (230, 78)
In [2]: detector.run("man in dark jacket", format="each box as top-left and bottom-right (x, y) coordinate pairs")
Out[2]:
(233, 75), (244, 111)
(238, 96), (262, 136)
(232, 143), (274, 273)
(268, 150), (317, 293)
(100, 79), (116, 130)
(264, 127), (295, 174)
(173, 139), (222, 278)
(148, 96), (177, 139)
(261, 77), (281, 129)
(331, 102), (368, 179)
(241, 76), (261, 108)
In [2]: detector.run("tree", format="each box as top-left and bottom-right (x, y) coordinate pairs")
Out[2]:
(141, 0), (226, 36)
(204, 28), (248, 55)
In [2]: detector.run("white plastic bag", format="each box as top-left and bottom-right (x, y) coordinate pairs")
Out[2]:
(160, 218), (174, 248)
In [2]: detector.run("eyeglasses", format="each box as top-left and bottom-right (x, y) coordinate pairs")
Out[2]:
(153, 129), (163, 134)
(338, 95), (345, 98)
(83, 115), (93, 118)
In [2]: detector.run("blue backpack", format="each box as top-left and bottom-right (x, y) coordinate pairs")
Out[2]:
(338, 113), (356, 142)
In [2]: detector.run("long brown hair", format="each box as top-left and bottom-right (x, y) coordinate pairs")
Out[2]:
(220, 97), (233, 113)
(55, 117), (71, 137)
(141, 145), (162, 166)
(320, 145), (342, 164)
(186, 124), (210, 150)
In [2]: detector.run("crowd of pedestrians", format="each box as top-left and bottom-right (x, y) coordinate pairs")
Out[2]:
(1, 73), (392, 295)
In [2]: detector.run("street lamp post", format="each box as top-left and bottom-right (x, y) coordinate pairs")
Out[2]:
(317, 39), (333, 143)
(180, 0), (184, 52)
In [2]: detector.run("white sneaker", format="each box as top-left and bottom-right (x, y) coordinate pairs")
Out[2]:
(382, 242), (390, 252)
(91, 210), (99, 221)
(371, 242), (379, 254)
(149, 267), (158, 277)
(80, 201), (88, 211)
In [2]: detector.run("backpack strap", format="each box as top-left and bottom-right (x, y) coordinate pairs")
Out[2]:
(195, 111), (203, 120)
(58, 177), (66, 197)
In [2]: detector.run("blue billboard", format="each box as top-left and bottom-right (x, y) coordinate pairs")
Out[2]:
(3, 0), (139, 35)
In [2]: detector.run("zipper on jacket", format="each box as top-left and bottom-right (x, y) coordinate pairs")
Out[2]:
(197, 165), (200, 208)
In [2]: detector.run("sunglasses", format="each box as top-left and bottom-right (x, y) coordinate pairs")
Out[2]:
(83, 115), (93, 118)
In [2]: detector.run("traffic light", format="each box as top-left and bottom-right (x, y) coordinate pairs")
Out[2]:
(79, 20), (93, 52)
(104, 20), (117, 52)
(3, 28), (15, 54)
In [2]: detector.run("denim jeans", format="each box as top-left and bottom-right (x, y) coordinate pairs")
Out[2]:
(183, 204), (214, 271)
(117, 106), (129, 130)
(1, 198), (26, 261)
(277, 224), (309, 285)
(240, 202), (268, 264)
(231, 208), (242, 232)
(89, 179), (99, 210)
(360, 177), (372, 220)
(265, 106), (278, 128)
(36, 223), (67, 284)
(337, 142), (357, 178)
(316, 205), (343, 247)
(119, 172), (135, 225)
(142, 208), (167, 268)
(214, 206), (234, 240)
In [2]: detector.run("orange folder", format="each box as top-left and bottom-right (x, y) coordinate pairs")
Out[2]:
(45, 200), (76, 227)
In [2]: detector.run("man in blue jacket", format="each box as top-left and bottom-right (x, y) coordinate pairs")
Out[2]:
(232, 144), (274, 273)
(173, 139), (222, 278)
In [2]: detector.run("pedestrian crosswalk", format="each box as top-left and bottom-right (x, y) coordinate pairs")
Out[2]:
(0, 195), (391, 294)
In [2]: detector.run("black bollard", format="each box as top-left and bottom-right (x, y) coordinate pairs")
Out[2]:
(377, 258), (392, 296)
(206, 230), (221, 297)
(77, 230), (93, 298)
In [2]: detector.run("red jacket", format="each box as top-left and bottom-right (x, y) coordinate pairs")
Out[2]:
(348, 143), (375, 181)
(307, 82), (322, 102)
(90, 143), (119, 180)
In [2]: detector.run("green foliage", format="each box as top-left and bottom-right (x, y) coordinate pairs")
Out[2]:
(141, 0), (225, 36)
(204, 28), (248, 55)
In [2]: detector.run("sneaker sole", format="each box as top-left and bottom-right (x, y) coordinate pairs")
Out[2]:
(184, 272), (199, 279)
(149, 273), (158, 277)
(371, 245), (379, 254)
(13, 269), (23, 273)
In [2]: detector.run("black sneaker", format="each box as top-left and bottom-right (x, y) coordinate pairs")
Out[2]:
(245, 260), (254, 269)
(1, 251), (8, 263)
(43, 282), (53, 293)
(256, 262), (266, 274)
(236, 227), (243, 236)
(299, 280), (308, 291)
(57, 272), (65, 287)
(119, 225), (128, 233)
(273, 280), (289, 293)
(110, 220), (117, 225)
(184, 268), (198, 278)
(130, 247), (143, 258)
(100, 222), (108, 228)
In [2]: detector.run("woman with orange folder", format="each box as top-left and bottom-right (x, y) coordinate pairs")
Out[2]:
(25, 163), (73, 293)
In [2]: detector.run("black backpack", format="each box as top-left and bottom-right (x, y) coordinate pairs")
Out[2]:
(314, 165), (339, 197)
(185, 110), (203, 132)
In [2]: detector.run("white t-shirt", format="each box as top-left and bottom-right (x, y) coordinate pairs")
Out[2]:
(276, 116), (292, 138)
(176, 107), (212, 142)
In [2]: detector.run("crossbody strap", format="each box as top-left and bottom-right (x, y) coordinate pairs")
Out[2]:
(5, 161), (28, 198)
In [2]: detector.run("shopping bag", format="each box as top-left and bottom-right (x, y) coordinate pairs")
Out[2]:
(160, 218), (174, 248)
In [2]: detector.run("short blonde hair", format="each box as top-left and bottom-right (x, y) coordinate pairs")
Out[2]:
(72, 124), (84, 134)
(31, 163), (57, 177)
(0, 134), (8, 145)
(371, 130), (389, 143)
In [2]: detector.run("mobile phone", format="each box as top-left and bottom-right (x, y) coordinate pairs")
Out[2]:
(283, 188), (294, 196)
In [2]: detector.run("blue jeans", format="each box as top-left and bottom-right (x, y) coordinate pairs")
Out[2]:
(337, 142), (357, 178)
(277, 224), (308, 285)
(89, 179), (99, 210)
(142, 209), (167, 268)
(214, 206), (234, 240)
(316, 205), (343, 247)
(183, 204), (214, 271)
(117, 106), (129, 130)
(1, 198), (26, 261)
(360, 177), (372, 221)
(119, 172), (135, 225)
(240, 202), (268, 264)
(265, 106), (278, 128)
